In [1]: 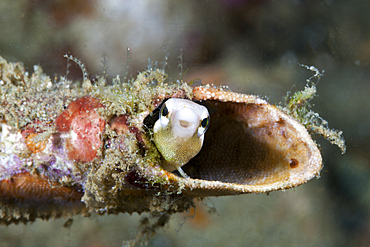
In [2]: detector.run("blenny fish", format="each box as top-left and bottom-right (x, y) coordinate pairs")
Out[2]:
(0, 55), (345, 225)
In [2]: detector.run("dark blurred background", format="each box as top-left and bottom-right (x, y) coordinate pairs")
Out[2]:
(0, 0), (369, 246)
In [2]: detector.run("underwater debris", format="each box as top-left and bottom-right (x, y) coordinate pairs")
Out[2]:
(0, 55), (344, 228)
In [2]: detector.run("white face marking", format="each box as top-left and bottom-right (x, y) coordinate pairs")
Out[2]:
(153, 98), (210, 175)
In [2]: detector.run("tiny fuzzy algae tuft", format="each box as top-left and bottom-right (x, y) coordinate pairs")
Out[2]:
(280, 64), (346, 154)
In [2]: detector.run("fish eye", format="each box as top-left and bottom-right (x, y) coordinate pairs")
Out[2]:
(198, 116), (210, 136)
(161, 104), (169, 117)
(201, 117), (209, 128)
